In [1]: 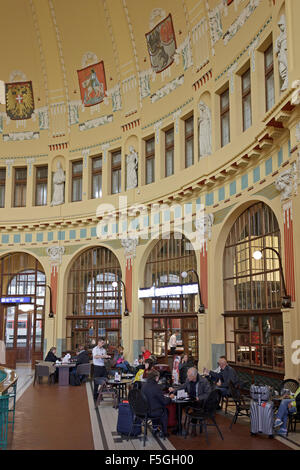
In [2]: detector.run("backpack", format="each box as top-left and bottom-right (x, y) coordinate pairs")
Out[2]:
(70, 373), (81, 386)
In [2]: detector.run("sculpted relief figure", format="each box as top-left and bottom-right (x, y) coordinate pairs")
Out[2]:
(51, 161), (65, 206)
(275, 167), (296, 202)
(275, 15), (288, 91)
(198, 101), (212, 159)
(195, 213), (214, 242)
(126, 146), (138, 190)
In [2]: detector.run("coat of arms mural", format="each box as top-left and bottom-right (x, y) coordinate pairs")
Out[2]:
(145, 14), (176, 73)
(77, 61), (107, 107)
(5, 81), (34, 120)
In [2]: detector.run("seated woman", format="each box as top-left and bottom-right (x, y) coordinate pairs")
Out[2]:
(45, 346), (60, 362)
(142, 369), (171, 438)
(142, 358), (154, 379)
(114, 346), (131, 373)
(274, 385), (300, 436)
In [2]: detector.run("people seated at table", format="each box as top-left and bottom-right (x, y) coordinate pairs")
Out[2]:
(178, 353), (195, 384)
(45, 346), (60, 363)
(274, 385), (300, 436)
(113, 346), (131, 373)
(203, 356), (239, 398)
(142, 369), (171, 438)
(141, 346), (151, 361)
(142, 358), (154, 379)
(92, 338), (111, 400)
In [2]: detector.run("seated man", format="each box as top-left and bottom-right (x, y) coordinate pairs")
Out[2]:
(274, 385), (300, 436)
(203, 356), (239, 398)
(70, 344), (90, 383)
(114, 346), (131, 373)
(169, 367), (211, 436)
(142, 369), (171, 438)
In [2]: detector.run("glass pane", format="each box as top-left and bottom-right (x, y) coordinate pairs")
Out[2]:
(273, 335), (284, 369)
(36, 183), (47, 206)
(146, 158), (154, 184)
(146, 138), (155, 154)
(266, 73), (275, 110)
(165, 129), (174, 146)
(235, 316), (249, 330)
(236, 333), (250, 364)
(166, 150), (174, 176)
(93, 158), (102, 170)
(185, 117), (193, 134)
(72, 178), (82, 201)
(221, 90), (229, 111)
(271, 316), (283, 330)
(112, 169), (121, 194)
(0, 185), (5, 207)
(36, 166), (48, 179)
(243, 93), (252, 130)
(92, 173), (102, 198)
(72, 161), (82, 175)
(112, 152), (121, 165)
(262, 347), (272, 368)
(242, 69), (251, 92)
(221, 112), (230, 146)
(17, 313), (29, 348)
(5, 307), (15, 348)
(186, 139), (194, 167)
(153, 331), (166, 356)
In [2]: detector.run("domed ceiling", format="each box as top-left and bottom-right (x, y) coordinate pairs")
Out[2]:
(0, 0), (268, 146)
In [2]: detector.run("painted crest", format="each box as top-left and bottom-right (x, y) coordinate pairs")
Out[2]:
(145, 14), (176, 73)
(5, 81), (34, 120)
(77, 61), (107, 107)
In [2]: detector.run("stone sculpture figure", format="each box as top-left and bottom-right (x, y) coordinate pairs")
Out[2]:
(50, 161), (65, 206)
(275, 14), (288, 91)
(195, 213), (214, 242)
(198, 101), (212, 159)
(126, 146), (138, 190)
(275, 167), (296, 202)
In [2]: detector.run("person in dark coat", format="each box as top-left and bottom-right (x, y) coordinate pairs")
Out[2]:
(203, 356), (239, 397)
(142, 369), (171, 437)
(69, 345), (90, 383)
(45, 347), (60, 362)
(178, 353), (195, 384)
(169, 367), (211, 401)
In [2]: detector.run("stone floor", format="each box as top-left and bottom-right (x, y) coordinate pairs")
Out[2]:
(4, 365), (300, 451)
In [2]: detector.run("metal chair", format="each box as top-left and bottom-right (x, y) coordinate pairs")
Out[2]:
(76, 362), (91, 383)
(229, 381), (250, 429)
(280, 379), (299, 394)
(33, 364), (55, 385)
(288, 401), (300, 433)
(184, 389), (224, 444)
(128, 388), (153, 447)
(95, 377), (118, 408)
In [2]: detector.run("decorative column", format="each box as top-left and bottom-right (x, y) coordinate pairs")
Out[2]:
(120, 237), (138, 359)
(275, 166), (297, 301)
(195, 212), (214, 368)
(46, 246), (65, 354)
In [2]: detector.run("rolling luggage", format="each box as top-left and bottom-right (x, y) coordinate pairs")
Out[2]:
(250, 400), (274, 437)
(117, 402), (142, 437)
(250, 385), (272, 402)
(166, 402), (177, 428)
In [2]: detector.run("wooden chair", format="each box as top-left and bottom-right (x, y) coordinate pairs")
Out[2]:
(228, 381), (250, 429)
(76, 363), (91, 383)
(95, 378), (118, 408)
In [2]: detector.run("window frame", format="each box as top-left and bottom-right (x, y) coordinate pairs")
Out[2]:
(71, 159), (83, 202)
(264, 43), (274, 112)
(242, 68), (252, 132)
(145, 136), (155, 185)
(35, 165), (48, 206)
(91, 155), (103, 199)
(0, 168), (6, 208)
(165, 127), (174, 177)
(185, 115), (194, 168)
(220, 88), (230, 147)
(111, 150), (122, 195)
(14, 167), (27, 208)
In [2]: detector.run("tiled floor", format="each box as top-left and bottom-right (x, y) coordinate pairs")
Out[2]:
(4, 367), (299, 451)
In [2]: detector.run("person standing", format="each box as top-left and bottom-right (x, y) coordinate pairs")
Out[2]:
(168, 331), (177, 355)
(92, 338), (110, 399)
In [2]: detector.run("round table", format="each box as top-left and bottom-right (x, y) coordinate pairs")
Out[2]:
(107, 378), (133, 401)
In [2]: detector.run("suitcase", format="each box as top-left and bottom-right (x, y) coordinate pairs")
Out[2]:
(117, 402), (142, 437)
(250, 400), (274, 436)
(166, 402), (177, 428)
(250, 385), (272, 403)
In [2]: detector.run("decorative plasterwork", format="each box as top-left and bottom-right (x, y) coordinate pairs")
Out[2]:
(150, 75), (184, 103)
(81, 52), (99, 68)
(46, 246), (65, 265)
(149, 8), (166, 29)
(195, 213), (214, 244)
(223, 0), (261, 45)
(3, 131), (40, 142)
(105, 84), (122, 112)
(79, 114), (113, 131)
(175, 35), (193, 71)
(121, 236), (139, 260)
(275, 163), (298, 202)
(68, 101), (81, 126)
(9, 70), (27, 82)
(291, 80), (300, 105)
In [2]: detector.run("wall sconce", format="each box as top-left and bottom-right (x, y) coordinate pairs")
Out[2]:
(181, 269), (205, 314)
(112, 279), (129, 316)
(253, 247), (292, 308)
(46, 285), (54, 318)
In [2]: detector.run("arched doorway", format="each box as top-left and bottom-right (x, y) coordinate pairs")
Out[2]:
(142, 233), (198, 363)
(66, 246), (122, 354)
(0, 253), (46, 369)
(223, 202), (284, 378)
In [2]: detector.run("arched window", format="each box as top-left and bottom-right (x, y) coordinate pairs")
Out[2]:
(66, 246), (122, 352)
(223, 203), (284, 374)
(142, 233), (198, 359)
(0, 253), (46, 368)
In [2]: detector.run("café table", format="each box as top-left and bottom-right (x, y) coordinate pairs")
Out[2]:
(168, 396), (196, 435)
(107, 378), (133, 401)
(55, 362), (76, 386)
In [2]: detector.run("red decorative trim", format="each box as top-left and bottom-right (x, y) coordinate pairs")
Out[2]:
(200, 245), (208, 308)
(50, 267), (58, 316)
(121, 119), (140, 132)
(283, 205), (295, 301)
(125, 262), (132, 313)
(193, 70), (212, 91)
(49, 142), (68, 151)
